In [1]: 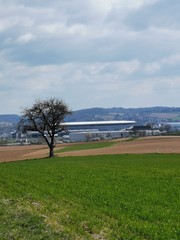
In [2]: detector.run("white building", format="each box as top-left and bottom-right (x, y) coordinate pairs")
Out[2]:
(68, 130), (131, 142)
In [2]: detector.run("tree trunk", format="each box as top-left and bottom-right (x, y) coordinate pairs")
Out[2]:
(49, 145), (54, 158)
(49, 134), (55, 158)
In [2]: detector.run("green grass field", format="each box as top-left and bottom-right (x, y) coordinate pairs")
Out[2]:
(0, 154), (179, 239)
(56, 141), (116, 153)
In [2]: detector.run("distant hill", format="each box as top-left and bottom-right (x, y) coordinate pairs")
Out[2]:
(0, 115), (19, 123)
(65, 106), (180, 124)
(1, 107), (180, 125)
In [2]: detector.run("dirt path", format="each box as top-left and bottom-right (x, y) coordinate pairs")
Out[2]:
(0, 136), (180, 163)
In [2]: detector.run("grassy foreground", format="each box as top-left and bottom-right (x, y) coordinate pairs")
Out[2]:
(0, 154), (179, 239)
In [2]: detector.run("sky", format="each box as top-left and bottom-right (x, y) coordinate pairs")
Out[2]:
(0, 0), (180, 114)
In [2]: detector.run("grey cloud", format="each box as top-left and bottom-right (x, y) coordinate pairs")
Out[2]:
(0, 0), (180, 113)
(1, 0), (175, 66)
(124, 0), (180, 30)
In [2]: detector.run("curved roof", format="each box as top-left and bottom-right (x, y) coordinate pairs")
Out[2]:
(61, 120), (136, 126)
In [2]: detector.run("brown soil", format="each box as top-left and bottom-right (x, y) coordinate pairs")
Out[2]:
(0, 136), (180, 163)
(0, 144), (49, 163)
(60, 136), (180, 156)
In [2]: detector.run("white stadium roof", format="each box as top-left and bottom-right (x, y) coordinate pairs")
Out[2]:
(61, 120), (136, 127)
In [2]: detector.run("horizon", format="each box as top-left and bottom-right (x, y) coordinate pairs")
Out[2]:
(1, 105), (180, 116)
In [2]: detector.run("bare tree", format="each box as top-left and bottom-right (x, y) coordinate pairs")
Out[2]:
(18, 98), (71, 157)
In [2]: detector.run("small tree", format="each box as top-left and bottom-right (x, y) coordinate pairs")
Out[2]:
(18, 98), (71, 157)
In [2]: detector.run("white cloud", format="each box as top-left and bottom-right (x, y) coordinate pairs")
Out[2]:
(144, 62), (161, 74)
(144, 53), (180, 74)
(0, 0), (180, 113)
(0, 19), (15, 32)
(161, 54), (180, 66)
(16, 33), (36, 44)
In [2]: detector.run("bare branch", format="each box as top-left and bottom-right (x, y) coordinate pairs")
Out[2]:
(18, 98), (71, 157)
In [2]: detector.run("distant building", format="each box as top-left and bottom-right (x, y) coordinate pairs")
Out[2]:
(166, 122), (180, 132)
(60, 120), (136, 142)
(68, 130), (132, 142)
(18, 121), (136, 144)
(61, 120), (136, 131)
(131, 125), (161, 137)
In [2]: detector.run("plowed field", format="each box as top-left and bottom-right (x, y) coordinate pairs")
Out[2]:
(0, 136), (180, 163)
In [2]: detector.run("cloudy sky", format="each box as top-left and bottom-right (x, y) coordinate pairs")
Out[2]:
(0, 0), (180, 114)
